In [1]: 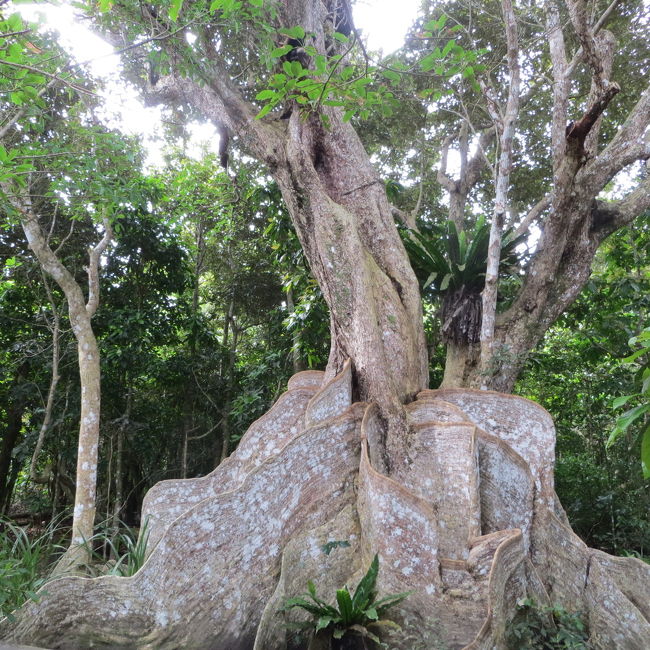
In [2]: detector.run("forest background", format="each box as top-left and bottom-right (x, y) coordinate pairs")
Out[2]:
(0, 0), (648, 610)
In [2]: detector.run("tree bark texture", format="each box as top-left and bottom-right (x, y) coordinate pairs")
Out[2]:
(2, 366), (648, 648)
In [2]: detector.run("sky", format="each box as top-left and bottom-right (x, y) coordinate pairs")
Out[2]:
(18, 0), (422, 164)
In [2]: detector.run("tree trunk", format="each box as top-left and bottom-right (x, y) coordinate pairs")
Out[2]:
(0, 398), (25, 512)
(274, 110), (428, 461)
(58, 319), (102, 570)
(286, 288), (305, 374)
(3, 365), (649, 649)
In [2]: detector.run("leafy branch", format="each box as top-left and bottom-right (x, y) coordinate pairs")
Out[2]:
(608, 327), (650, 479)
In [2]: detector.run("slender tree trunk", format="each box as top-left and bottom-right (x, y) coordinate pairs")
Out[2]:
(111, 389), (130, 544)
(0, 399), (25, 512)
(30, 274), (61, 484)
(16, 206), (112, 573)
(477, 0), (520, 387)
(219, 321), (238, 464)
(1, 459), (20, 515)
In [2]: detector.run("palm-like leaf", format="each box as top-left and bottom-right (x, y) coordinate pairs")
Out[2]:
(402, 218), (524, 296)
(351, 553), (378, 611)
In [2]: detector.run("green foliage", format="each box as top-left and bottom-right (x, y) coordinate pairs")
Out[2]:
(506, 598), (590, 649)
(608, 327), (650, 479)
(0, 517), (62, 619)
(402, 218), (523, 296)
(253, 14), (481, 124)
(518, 220), (650, 555)
(281, 554), (410, 647)
(85, 519), (150, 577)
(320, 540), (350, 556)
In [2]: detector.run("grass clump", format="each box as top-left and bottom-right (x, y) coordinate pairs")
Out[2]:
(0, 517), (62, 619)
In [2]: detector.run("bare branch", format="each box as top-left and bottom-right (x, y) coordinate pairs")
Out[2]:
(595, 175), (650, 232)
(583, 84), (650, 194)
(30, 271), (61, 483)
(85, 213), (113, 318)
(514, 194), (552, 239)
(436, 134), (457, 191)
(544, 0), (569, 173)
(566, 0), (622, 78)
(0, 60), (96, 95)
(567, 0), (606, 89)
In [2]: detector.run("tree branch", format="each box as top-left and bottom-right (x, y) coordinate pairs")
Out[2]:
(583, 84), (650, 194)
(544, 0), (569, 174)
(514, 194), (552, 238)
(85, 213), (112, 318)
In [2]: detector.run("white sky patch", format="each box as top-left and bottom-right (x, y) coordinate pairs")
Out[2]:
(19, 3), (165, 166)
(353, 0), (420, 53)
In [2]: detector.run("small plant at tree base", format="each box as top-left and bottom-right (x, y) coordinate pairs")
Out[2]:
(506, 598), (591, 649)
(281, 554), (410, 648)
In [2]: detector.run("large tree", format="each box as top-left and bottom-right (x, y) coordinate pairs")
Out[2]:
(1, 1), (649, 649)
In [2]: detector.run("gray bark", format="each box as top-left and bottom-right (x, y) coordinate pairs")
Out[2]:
(13, 199), (112, 571)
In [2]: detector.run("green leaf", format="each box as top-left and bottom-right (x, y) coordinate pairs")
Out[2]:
(281, 26), (305, 40)
(351, 555), (378, 611)
(423, 271), (438, 289)
(621, 348), (648, 364)
(607, 404), (650, 447)
(271, 45), (293, 58)
(169, 0), (184, 22)
(255, 89), (277, 100)
(315, 615), (334, 632)
(442, 40), (455, 57)
(281, 596), (329, 617)
(641, 425), (650, 479)
(255, 103), (274, 119)
(440, 273), (452, 291)
(612, 395), (635, 409)
(336, 588), (354, 624)
(373, 591), (412, 613)
(381, 69), (401, 83)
